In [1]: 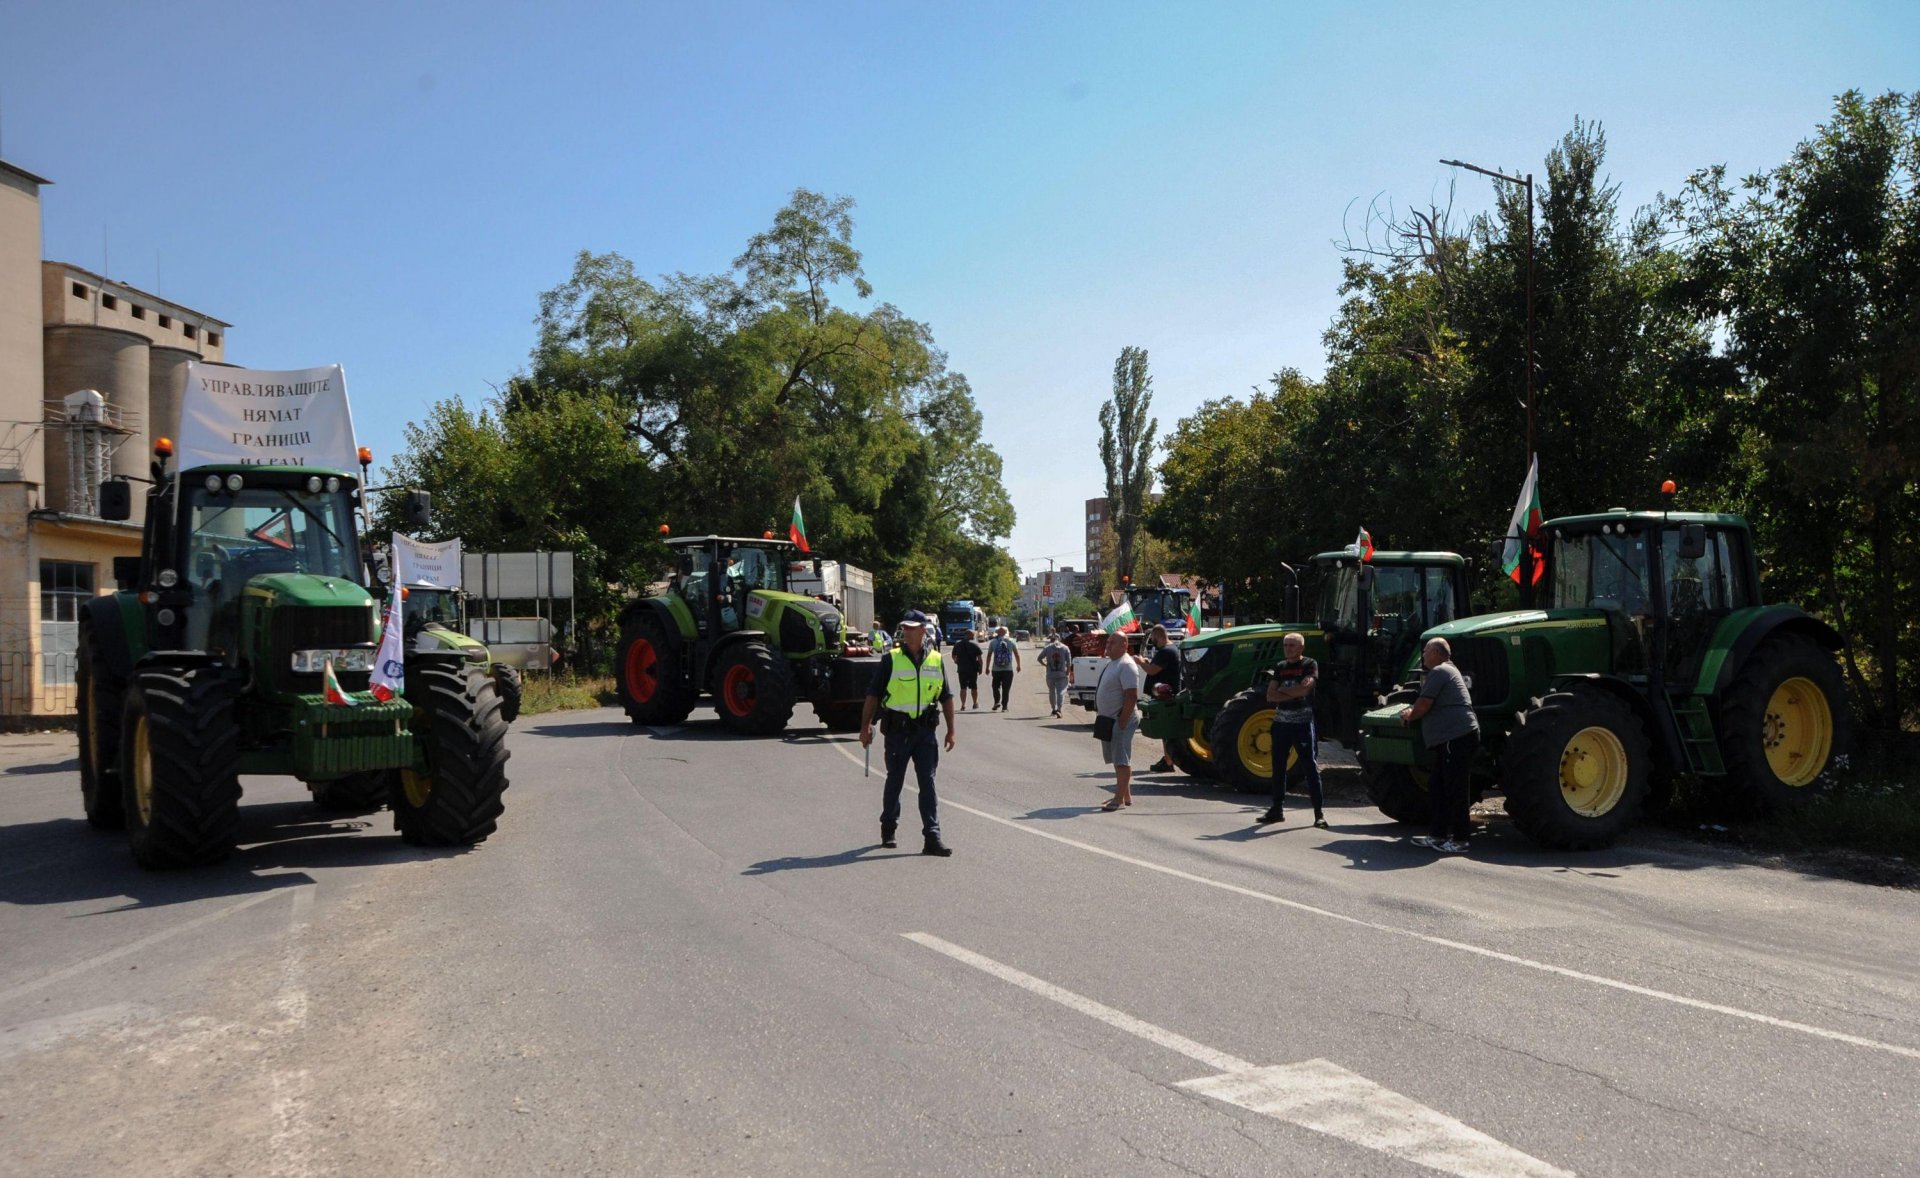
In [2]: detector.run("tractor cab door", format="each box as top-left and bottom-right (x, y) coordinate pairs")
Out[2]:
(1549, 528), (1655, 674)
(676, 546), (719, 637)
(1659, 525), (1749, 684)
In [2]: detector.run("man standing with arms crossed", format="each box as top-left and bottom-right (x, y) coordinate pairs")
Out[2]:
(861, 610), (957, 856)
(1259, 632), (1326, 828)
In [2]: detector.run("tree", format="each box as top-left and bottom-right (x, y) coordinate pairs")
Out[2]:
(1099, 347), (1159, 589)
(1666, 90), (1920, 725)
(1056, 594), (1098, 620)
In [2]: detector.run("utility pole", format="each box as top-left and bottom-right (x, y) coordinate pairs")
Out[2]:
(1442, 157), (1538, 602)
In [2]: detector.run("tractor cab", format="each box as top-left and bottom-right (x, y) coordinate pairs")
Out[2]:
(668, 535), (794, 638)
(1309, 550), (1470, 742)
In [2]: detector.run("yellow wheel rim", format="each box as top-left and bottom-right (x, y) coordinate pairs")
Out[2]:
(1235, 708), (1299, 778)
(401, 767), (432, 809)
(1560, 726), (1628, 817)
(1764, 677), (1833, 787)
(130, 714), (153, 826)
(1188, 719), (1212, 763)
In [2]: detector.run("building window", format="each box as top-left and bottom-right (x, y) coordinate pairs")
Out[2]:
(101, 294), (117, 310)
(184, 325), (197, 341)
(39, 561), (95, 688)
(158, 314), (172, 329)
(71, 282), (87, 299)
(131, 305), (146, 320)
(206, 332), (220, 347)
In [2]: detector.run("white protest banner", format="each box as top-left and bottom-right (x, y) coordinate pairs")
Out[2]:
(393, 533), (462, 590)
(174, 362), (359, 472)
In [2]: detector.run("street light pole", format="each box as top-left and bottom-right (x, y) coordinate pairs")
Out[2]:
(1442, 157), (1538, 603)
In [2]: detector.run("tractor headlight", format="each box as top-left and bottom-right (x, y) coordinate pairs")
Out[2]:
(156, 568), (179, 588)
(204, 474), (223, 493)
(290, 648), (376, 674)
(325, 477), (341, 493)
(156, 608), (176, 626)
(1183, 646), (1210, 662)
(225, 474), (244, 492)
(306, 476), (323, 493)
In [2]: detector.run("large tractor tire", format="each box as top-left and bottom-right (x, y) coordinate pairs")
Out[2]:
(1715, 633), (1851, 814)
(76, 626), (124, 830)
(311, 773), (388, 811)
(813, 702), (865, 733)
(617, 611), (696, 726)
(1503, 685), (1651, 849)
(1207, 690), (1298, 795)
(1163, 717), (1218, 781)
(390, 655), (511, 847)
(712, 643), (797, 736)
(1363, 688), (1431, 824)
(491, 663), (523, 723)
(119, 663), (243, 869)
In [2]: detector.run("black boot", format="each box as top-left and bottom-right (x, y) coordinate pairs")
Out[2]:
(1258, 808), (1284, 825)
(881, 823), (897, 848)
(922, 835), (953, 857)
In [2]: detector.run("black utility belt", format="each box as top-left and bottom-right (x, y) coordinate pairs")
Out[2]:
(879, 709), (940, 734)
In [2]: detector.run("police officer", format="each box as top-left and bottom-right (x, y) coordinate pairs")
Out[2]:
(860, 609), (956, 856)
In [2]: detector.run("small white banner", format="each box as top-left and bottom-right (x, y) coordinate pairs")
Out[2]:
(393, 533), (462, 590)
(174, 362), (358, 472)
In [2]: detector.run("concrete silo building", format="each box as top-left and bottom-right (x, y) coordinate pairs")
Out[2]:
(0, 157), (232, 719)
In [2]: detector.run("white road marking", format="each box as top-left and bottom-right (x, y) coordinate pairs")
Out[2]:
(0, 886), (290, 1008)
(906, 932), (1571, 1177)
(827, 740), (1920, 1063)
(0, 1001), (156, 1060)
(268, 884), (318, 1178)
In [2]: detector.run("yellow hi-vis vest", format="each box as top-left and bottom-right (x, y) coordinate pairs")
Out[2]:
(883, 647), (945, 716)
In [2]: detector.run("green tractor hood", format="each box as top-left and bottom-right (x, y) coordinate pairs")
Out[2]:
(243, 572), (378, 610)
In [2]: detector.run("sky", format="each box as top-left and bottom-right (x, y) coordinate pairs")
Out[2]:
(3, 1), (1915, 580)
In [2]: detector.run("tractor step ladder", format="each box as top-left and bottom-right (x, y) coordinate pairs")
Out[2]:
(1669, 695), (1725, 775)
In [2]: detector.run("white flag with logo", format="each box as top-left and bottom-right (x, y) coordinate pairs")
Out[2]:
(371, 590), (405, 703)
(393, 533), (462, 589)
(174, 362), (359, 473)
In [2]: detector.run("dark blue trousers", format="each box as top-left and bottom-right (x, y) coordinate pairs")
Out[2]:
(1429, 730), (1478, 842)
(881, 724), (942, 838)
(1270, 716), (1324, 817)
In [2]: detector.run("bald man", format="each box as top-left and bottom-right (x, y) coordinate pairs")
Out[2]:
(1398, 637), (1479, 852)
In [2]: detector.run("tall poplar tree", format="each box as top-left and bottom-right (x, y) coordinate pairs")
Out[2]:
(1099, 346), (1158, 593)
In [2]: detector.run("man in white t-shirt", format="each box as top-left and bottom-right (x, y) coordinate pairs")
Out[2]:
(1093, 630), (1146, 811)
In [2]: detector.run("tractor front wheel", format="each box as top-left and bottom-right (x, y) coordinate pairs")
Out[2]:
(1504, 686), (1650, 849)
(491, 663), (523, 723)
(77, 626), (124, 830)
(390, 655), (511, 846)
(712, 644), (797, 736)
(1208, 691), (1296, 795)
(1164, 717), (1218, 780)
(119, 663), (242, 868)
(1716, 634), (1851, 814)
(1364, 761), (1433, 825)
(617, 611), (695, 726)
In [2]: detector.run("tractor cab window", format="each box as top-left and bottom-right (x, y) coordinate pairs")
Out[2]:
(1424, 567), (1459, 626)
(724, 546), (783, 593)
(1550, 530), (1651, 615)
(677, 548), (719, 633)
(404, 588), (461, 633)
(1320, 564), (1362, 633)
(1367, 565), (1425, 637)
(182, 482), (359, 650)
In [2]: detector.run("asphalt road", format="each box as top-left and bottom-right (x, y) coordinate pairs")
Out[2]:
(3, 662), (1917, 1176)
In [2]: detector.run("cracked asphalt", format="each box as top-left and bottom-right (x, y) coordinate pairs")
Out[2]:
(2, 663), (1916, 1176)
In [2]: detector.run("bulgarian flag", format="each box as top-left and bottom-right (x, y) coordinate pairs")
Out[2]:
(789, 496), (811, 553)
(1101, 599), (1135, 633)
(1184, 597), (1203, 637)
(1502, 454), (1546, 585)
(1353, 526), (1375, 561)
(321, 657), (358, 707)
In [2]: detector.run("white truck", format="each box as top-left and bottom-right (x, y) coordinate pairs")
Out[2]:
(787, 558), (876, 637)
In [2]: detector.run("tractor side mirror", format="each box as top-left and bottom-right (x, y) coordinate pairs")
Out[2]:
(1677, 523), (1707, 561)
(99, 481), (131, 521)
(112, 556), (141, 590)
(403, 489), (432, 529)
(1283, 584), (1300, 621)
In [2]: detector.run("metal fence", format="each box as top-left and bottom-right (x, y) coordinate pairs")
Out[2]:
(0, 648), (77, 723)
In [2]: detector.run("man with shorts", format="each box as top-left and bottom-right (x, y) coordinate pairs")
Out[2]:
(949, 629), (983, 710)
(1094, 630), (1146, 811)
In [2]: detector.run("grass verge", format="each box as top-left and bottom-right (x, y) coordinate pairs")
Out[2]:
(519, 674), (619, 716)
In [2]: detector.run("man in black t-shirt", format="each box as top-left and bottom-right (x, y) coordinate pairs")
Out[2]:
(1142, 625), (1182, 771)
(1258, 632), (1325, 828)
(949, 630), (984, 710)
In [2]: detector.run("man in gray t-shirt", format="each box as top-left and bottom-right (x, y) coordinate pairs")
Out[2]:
(1094, 631), (1147, 810)
(1397, 637), (1480, 852)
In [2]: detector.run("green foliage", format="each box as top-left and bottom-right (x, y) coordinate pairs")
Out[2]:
(1055, 593), (1098, 620)
(1099, 347), (1159, 589)
(384, 189), (1017, 655)
(518, 675), (620, 716)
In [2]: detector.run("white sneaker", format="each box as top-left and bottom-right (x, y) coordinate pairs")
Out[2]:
(1410, 835), (1441, 850)
(1437, 839), (1470, 853)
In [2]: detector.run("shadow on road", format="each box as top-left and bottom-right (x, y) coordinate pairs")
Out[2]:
(0, 799), (468, 910)
(523, 719), (637, 739)
(4, 757), (80, 777)
(742, 846), (918, 874)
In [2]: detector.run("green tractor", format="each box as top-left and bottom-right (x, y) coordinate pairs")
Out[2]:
(615, 535), (880, 735)
(400, 583), (523, 724)
(1142, 550), (1469, 792)
(75, 455), (512, 867)
(1359, 505), (1850, 848)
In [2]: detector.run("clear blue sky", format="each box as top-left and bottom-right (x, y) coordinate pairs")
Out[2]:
(4, 1), (1914, 578)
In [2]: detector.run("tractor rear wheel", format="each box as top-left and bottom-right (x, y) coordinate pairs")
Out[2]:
(119, 663), (242, 869)
(1207, 691), (1297, 795)
(1164, 717), (1217, 780)
(712, 643), (797, 736)
(1364, 761), (1433, 825)
(390, 655), (511, 846)
(813, 702), (864, 733)
(491, 663), (523, 723)
(1504, 686), (1650, 849)
(77, 627), (124, 830)
(311, 772), (388, 811)
(617, 611), (695, 726)
(1715, 633), (1851, 814)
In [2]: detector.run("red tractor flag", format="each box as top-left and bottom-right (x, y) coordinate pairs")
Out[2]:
(1502, 455), (1545, 585)
(789, 496), (811, 553)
